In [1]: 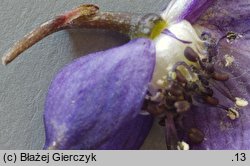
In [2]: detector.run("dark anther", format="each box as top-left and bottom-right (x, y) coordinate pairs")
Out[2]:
(147, 104), (166, 116)
(166, 81), (183, 96)
(212, 72), (229, 81)
(183, 93), (192, 103)
(203, 96), (219, 106)
(174, 101), (190, 113)
(165, 95), (177, 106)
(187, 83), (198, 91)
(226, 31), (238, 41)
(198, 75), (209, 86)
(184, 47), (199, 62)
(188, 128), (205, 144)
(175, 70), (187, 83)
(202, 87), (214, 96)
(158, 118), (166, 126)
(200, 61), (215, 73)
(207, 46), (218, 63)
(201, 32), (211, 41)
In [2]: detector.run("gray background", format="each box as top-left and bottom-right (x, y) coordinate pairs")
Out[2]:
(0, 0), (170, 149)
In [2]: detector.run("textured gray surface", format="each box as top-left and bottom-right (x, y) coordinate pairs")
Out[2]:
(0, 0), (170, 149)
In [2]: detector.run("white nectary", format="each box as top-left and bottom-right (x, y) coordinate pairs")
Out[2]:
(151, 20), (206, 89)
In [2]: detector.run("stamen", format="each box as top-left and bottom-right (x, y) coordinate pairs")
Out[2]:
(212, 72), (229, 81)
(184, 47), (199, 62)
(156, 79), (167, 87)
(203, 96), (219, 106)
(209, 81), (235, 102)
(227, 108), (240, 120)
(146, 103), (165, 116)
(166, 81), (183, 97)
(177, 141), (190, 150)
(226, 31), (238, 42)
(175, 70), (187, 84)
(172, 61), (198, 81)
(235, 97), (249, 107)
(224, 54), (235, 67)
(226, 31), (242, 43)
(158, 118), (166, 126)
(201, 87), (213, 97)
(198, 75), (209, 86)
(188, 128), (205, 144)
(174, 101), (190, 113)
(165, 112), (179, 150)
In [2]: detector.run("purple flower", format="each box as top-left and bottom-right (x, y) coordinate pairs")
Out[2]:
(2, 1), (250, 150)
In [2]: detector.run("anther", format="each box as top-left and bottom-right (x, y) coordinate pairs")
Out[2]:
(166, 81), (183, 96)
(188, 128), (205, 144)
(184, 47), (199, 62)
(201, 62), (215, 73)
(227, 108), (240, 120)
(224, 54), (234, 67)
(198, 75), (209, 86)
(147, 104), (166, 116)
(212, 72), (229, 81)
(158, 118), (165, 126)
(166, 95), (178, 106)
(202, 87), (214, 96)
(235, 97), (248, 107)
(226, 31), (238, 42)
(174, 101), (190, 113)
(177, 141), (190, 150)
(203, 96), (219, 106)
(175, 70), (187, 84)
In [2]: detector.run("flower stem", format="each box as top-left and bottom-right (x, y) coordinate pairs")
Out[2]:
(2, 4), (165, 65)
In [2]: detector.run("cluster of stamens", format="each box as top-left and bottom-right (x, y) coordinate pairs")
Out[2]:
(143, 31), (248, 150)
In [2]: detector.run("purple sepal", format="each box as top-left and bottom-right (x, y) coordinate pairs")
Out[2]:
(43, 38), (156, 150)
(99, 115), (153, 150)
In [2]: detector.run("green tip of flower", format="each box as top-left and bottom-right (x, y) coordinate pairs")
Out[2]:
(149, 20), (167, 39)
(130, 13), (167, 40)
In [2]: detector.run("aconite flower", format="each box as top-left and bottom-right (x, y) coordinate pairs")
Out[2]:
(2, 0), (250, 150)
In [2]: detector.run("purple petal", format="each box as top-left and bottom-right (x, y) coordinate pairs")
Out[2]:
(196, 0), (250, 32)
(161, 0), (212, 23)
(194, 0), (250, 85)
(183, 103), (250, 150)
(43, 38), (156, 150)
(181, 0), (250, 149)
(182, 38), (250, 149)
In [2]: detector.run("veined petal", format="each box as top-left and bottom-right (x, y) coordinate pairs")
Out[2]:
(194, 0), (250, 63)
(196, 0), (250, 32)
(161, 0), (212, 23)
(180, 0), (250, 149)
(43, 38), (156, 150)
(182, 32), (250, 149)
(183, 102), (250, 150)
